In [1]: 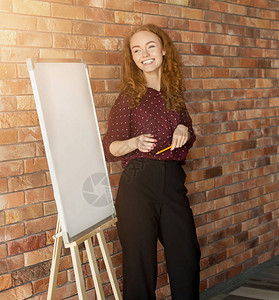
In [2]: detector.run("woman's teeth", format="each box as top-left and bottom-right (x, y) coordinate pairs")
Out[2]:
(143, 59), (154, 65)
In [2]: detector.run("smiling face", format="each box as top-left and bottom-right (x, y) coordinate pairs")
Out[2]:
(130, 30), (166, 78)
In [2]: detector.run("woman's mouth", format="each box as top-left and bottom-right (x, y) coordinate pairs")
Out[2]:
(142, 59), (154, 65)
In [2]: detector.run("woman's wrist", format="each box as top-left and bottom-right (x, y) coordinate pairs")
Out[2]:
(127, 136), (138, 152)
(109, 137), (138, 157)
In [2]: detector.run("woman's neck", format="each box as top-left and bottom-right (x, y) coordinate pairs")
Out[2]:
(144, 70), (161, 92)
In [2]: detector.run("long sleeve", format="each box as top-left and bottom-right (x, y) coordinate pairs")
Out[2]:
(102, 88), (195, 168)
(179, 104), (196, 151)
(102, 93), (131, 162)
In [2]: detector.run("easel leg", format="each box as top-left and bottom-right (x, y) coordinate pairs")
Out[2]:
(84, 238), (105, 300)
(47, 219), (63, 300)
(70, 244), (87, 300)
(97, 230), (122, 300)
(47, 217), (121, 300)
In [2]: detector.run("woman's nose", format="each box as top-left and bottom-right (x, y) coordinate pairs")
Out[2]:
(142, 48), (149, 57)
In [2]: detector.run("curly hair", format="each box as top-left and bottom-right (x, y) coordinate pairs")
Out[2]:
(120, 24), (185, 112)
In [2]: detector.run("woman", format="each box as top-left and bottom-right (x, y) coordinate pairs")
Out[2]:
(103, 24), (200, 300)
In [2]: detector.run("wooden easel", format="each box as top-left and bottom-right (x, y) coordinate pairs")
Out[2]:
(47, 217), (122, 300)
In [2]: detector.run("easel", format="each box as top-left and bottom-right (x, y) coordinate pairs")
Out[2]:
(47, 217), (122, 300)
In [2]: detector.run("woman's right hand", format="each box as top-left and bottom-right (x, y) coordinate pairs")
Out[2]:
(135, 134), (157, 152)
(109, 134), (157, 157)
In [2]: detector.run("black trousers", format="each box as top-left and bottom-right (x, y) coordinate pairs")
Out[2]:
(115, 158), (201, 300)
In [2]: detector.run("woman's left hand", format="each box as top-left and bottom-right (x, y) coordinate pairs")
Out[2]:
(171, 124), (189, 151)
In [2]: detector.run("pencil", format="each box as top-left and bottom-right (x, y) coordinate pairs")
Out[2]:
(156, 145), (172, 155)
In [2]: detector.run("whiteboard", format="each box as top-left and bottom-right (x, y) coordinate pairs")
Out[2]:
(27, 59), (115, 244)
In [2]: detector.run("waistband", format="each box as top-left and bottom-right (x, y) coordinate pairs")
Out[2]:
(129, 158), (183, 165)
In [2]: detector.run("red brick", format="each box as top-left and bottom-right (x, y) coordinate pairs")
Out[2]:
(32, 276), (49, 294)
(185, 79), (202, 90)
(159, 4), (181, 17)
(0, 96), (17, 112)
(104, 24), (132, 38)
(91, 80), (105, 93)
(73, 21), (104, 36)
(50, 282), (77, 299)
(57, 254), (72, 272)
(114, 11), (142, 25)
(0, 223), (24, 242)
(182, 6), (203, 19)
(32, 270), (66, 294)
(25, 186), (53, 205)
(43, 201), (56, 217)
(44, 227), (55, 245)
(182, 31), (204, 44)
(74, 0), (103, 7)
(0, 79), (32, 96)
(76, 51), (105, 64)
(134, 1), (159, 14)
(12, 261), (50, 286)
(142, 15), (168, 28)
(8, 173), (46, 192)
(0, 160), (23, 178)
(0, 191), (24, 209)
(0, 274), (12, 291)
(200, 264), (217, 281)
(0, 283), (32, 299)
(104, 0), (133, 10)
(0, 111), (38, 128)
(54, 34), (87, 50)
(0, 254), (24, 273)
(35, 141), (46, 157)
(17, 63), (29, 79)
(88, 37), (119, 51)
(13, 0), (50, 15)
(210, 0), (228, 12)
(37, 17), (72, 33)
(0, 244), (7, 259)
(24, 245), (53, 266)
(24, 157), (48, 173)
(40, 48), (75, 59)
(8, 233), (46, 255)
(16, 96), (35, 110)
(17, 32), (52, 47)
(191, 44), (211, 55)
(105, 52), (122, 66)
(88, 66), (120, 79)
(155, 284), (171, 299)
(0, 0), (12, 12)
(25, 215), (57, 235)
(0, 129), (17, 145)
(45, 172), (52, 185)
(1, 47), (39, 63)
(186, 170), (204, 183)
(52, 3), (84, 19)
(84, 7), (114, 23)
(0, 13), (36, 31)
(165, 28), (182, 42)
(0, 63), (17, 78)
(5, 203), (43, 224)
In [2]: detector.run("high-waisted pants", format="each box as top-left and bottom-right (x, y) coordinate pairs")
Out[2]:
(115, 158), (201, 300)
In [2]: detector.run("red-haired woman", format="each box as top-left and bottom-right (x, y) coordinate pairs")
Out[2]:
(103, 24), (200, 299)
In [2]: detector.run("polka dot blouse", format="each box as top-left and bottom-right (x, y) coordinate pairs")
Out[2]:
(102, 88), (196, 168)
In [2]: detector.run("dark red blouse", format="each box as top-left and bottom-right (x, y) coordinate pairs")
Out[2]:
(102, 88), (196, 168)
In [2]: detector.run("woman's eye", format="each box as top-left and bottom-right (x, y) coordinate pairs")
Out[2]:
(148, 45), (155, 49)
(134, 49), (141, 53)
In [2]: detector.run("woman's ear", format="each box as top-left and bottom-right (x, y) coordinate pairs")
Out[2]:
(162, 49), (166, 56)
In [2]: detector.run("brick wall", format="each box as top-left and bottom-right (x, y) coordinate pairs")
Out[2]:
(0, 0), (278, 298)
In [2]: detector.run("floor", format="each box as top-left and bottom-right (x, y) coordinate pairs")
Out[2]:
(207, 260), (279, 300)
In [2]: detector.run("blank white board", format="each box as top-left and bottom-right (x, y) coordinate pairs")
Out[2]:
(27, 59), (115, 244)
